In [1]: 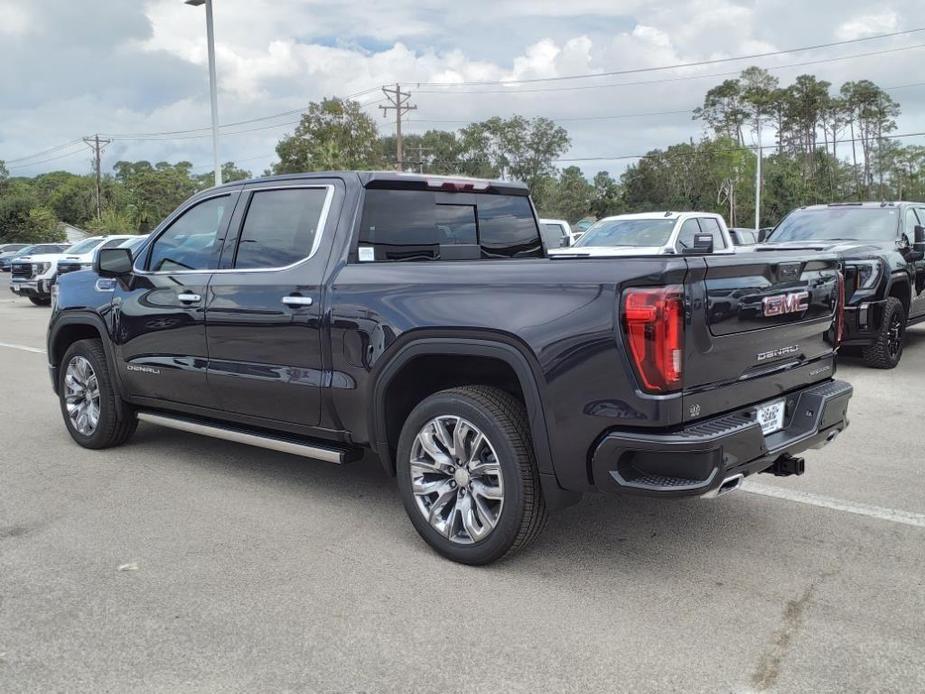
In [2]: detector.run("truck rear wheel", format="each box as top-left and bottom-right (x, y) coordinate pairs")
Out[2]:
(58, 339), (137, 449)
(862, 297), (905, 369)
(396, 386), (548, 565)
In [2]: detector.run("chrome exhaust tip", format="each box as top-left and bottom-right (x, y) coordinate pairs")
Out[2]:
(701, 474), (744, 499)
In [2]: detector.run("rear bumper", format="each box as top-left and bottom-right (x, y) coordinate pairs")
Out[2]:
(590, 379), (852, 497)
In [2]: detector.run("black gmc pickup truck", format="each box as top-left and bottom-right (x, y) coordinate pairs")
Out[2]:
(48, 172), (853, 564)
(765, 202), (925, 368)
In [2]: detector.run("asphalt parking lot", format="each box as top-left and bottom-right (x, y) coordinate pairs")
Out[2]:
(1, 295), (923, 693)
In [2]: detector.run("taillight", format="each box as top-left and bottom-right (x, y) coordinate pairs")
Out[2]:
(834, 271), (846, 347)
(622, 285), (684, 393)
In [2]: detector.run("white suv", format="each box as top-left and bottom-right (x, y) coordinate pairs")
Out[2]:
(10, 235), (135, 305)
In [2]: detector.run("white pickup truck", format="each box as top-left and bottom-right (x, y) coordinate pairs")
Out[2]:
(549, 211), (735, 256)
(10, 235), (136, 305)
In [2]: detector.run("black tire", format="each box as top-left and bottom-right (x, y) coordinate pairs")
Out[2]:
(862, 297), (906, 369)
(29, 296), (51, 306)
(396, 386), (548, 565)
(58, 339), (137, 449)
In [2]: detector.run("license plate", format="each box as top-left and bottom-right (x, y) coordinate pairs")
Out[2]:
(756, 399), (786, 436)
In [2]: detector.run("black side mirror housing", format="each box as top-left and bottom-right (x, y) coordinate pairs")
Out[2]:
(914, 225), (925, 254)
(559, 236), (571, 248)
(682, 233), (715, 255)
(95, 247), (134, 277)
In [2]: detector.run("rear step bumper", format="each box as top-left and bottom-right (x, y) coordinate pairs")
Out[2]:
(590, 379), (853, 498)
(137, 411), (360, 464)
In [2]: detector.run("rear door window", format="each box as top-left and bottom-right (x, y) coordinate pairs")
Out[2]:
(358, 189), (541, 261)
(234, 188), (330, 269)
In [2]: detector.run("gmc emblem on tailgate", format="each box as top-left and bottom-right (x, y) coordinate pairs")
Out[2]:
(762, 290), (809, 317)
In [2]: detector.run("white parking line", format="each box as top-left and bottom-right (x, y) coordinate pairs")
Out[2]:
(0, 341), (45, 354)
(742, 481), (925, 528)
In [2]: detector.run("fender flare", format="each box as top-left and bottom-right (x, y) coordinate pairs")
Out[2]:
(369, 336), (556, 481)
(886, 271), (912, 311)
(47, 312), (123, 394)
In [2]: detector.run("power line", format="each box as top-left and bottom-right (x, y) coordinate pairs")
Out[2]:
(415, 43), (925, 96)
(407, 109), (692, 125)
(2, 139), (84, 165)
(550, 130), (925, 163)
(414, 27), (925, 87)
(99, 88), (385, 140)
(6, 145), (88, 171)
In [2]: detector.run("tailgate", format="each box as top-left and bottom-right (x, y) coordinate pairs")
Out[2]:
(682, 253), (840, 422)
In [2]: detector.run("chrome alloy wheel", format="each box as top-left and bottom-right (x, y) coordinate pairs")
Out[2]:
(409, 416), (504, 544)
(64, 356), (100, 436)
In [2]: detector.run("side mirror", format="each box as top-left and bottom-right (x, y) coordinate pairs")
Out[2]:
(914, 225), (925, 255)
(95, 247), (134, 278)
(682, 233), (714, 255)
(559, 236), (571, 248)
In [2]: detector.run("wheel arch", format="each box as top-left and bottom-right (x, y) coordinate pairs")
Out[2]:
(887, 272), (912, 317)
(369, 336), (556, 482)
(48, 313), (121, 395)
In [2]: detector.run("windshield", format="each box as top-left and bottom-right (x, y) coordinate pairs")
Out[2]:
(574, 218), (675, 248)
(65, 238), (104, 254)
(770, 208), (899, 243)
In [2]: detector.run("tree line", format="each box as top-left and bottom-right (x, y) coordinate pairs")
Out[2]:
(2, 66), (923, 244)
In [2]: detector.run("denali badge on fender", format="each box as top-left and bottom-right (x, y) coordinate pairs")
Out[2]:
(757, 345), (800, 362)
(762, 290), (810, 317)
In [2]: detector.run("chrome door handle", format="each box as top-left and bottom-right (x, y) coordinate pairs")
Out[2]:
(177, 292), (201, 303)
(282, 295), (313, 307)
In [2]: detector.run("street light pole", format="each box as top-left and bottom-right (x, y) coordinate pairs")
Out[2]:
(186, 0), (221, 186)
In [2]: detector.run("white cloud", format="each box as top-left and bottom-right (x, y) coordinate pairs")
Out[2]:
(0, 1), (32, 36)
(835, 11), (899, 41)
(3, 1), (925, 181)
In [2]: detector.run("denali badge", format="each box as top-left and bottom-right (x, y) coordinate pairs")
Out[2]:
(762, 290), (809, 317)
(127, 364), (160, 375)
(757, 345), (800, 362)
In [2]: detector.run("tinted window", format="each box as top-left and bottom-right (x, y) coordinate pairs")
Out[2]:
(477, 195), (542, 258)
(234, 188), (329, 269)
(676, 219), (701, 249)
(65, 238), (104, 254)
(32, 244), (67, 254)
(148, 195), (230, 272)
(358, 190), (538, 261)
(575, 218), (675, 248)
(697, 217), (727, 249)
(770, 208), (899, 242)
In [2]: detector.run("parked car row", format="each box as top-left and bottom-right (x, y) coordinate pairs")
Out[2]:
(7, 235), (147, 305)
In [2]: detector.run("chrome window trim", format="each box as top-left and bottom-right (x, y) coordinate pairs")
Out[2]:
(132, 184), (336, 276)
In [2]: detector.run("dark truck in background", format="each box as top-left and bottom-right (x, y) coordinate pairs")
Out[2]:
(47, 172), (852, 564)
(764, 201), (925, 368)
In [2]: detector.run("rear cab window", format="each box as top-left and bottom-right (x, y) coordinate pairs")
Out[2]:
(357, 187), (542, 262)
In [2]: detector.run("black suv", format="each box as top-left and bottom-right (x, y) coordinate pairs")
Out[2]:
(47, 172), (852, 564)
(764, 202), (925, 368)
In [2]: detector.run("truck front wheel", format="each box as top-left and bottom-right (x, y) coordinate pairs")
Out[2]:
(58, 339), (137, 449)
(862, 297), (905, 369)
(396, 386), (548, 565)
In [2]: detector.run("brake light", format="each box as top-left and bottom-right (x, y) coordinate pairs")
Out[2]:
(425, 178), (490, 192)
(834, 271), (846, 347)
(622, 285), (684, 393)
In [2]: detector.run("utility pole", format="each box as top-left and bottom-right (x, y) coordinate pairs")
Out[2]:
(380, 83), (416, 171)
(83, 134), (111, 219)
(754, 115), (762, 232)
(412, 144), (432, 173)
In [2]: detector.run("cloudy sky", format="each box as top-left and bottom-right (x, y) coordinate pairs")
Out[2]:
(2, 0), (925, 180)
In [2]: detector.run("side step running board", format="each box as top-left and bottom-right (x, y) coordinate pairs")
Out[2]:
(137, 411), (353, 464)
